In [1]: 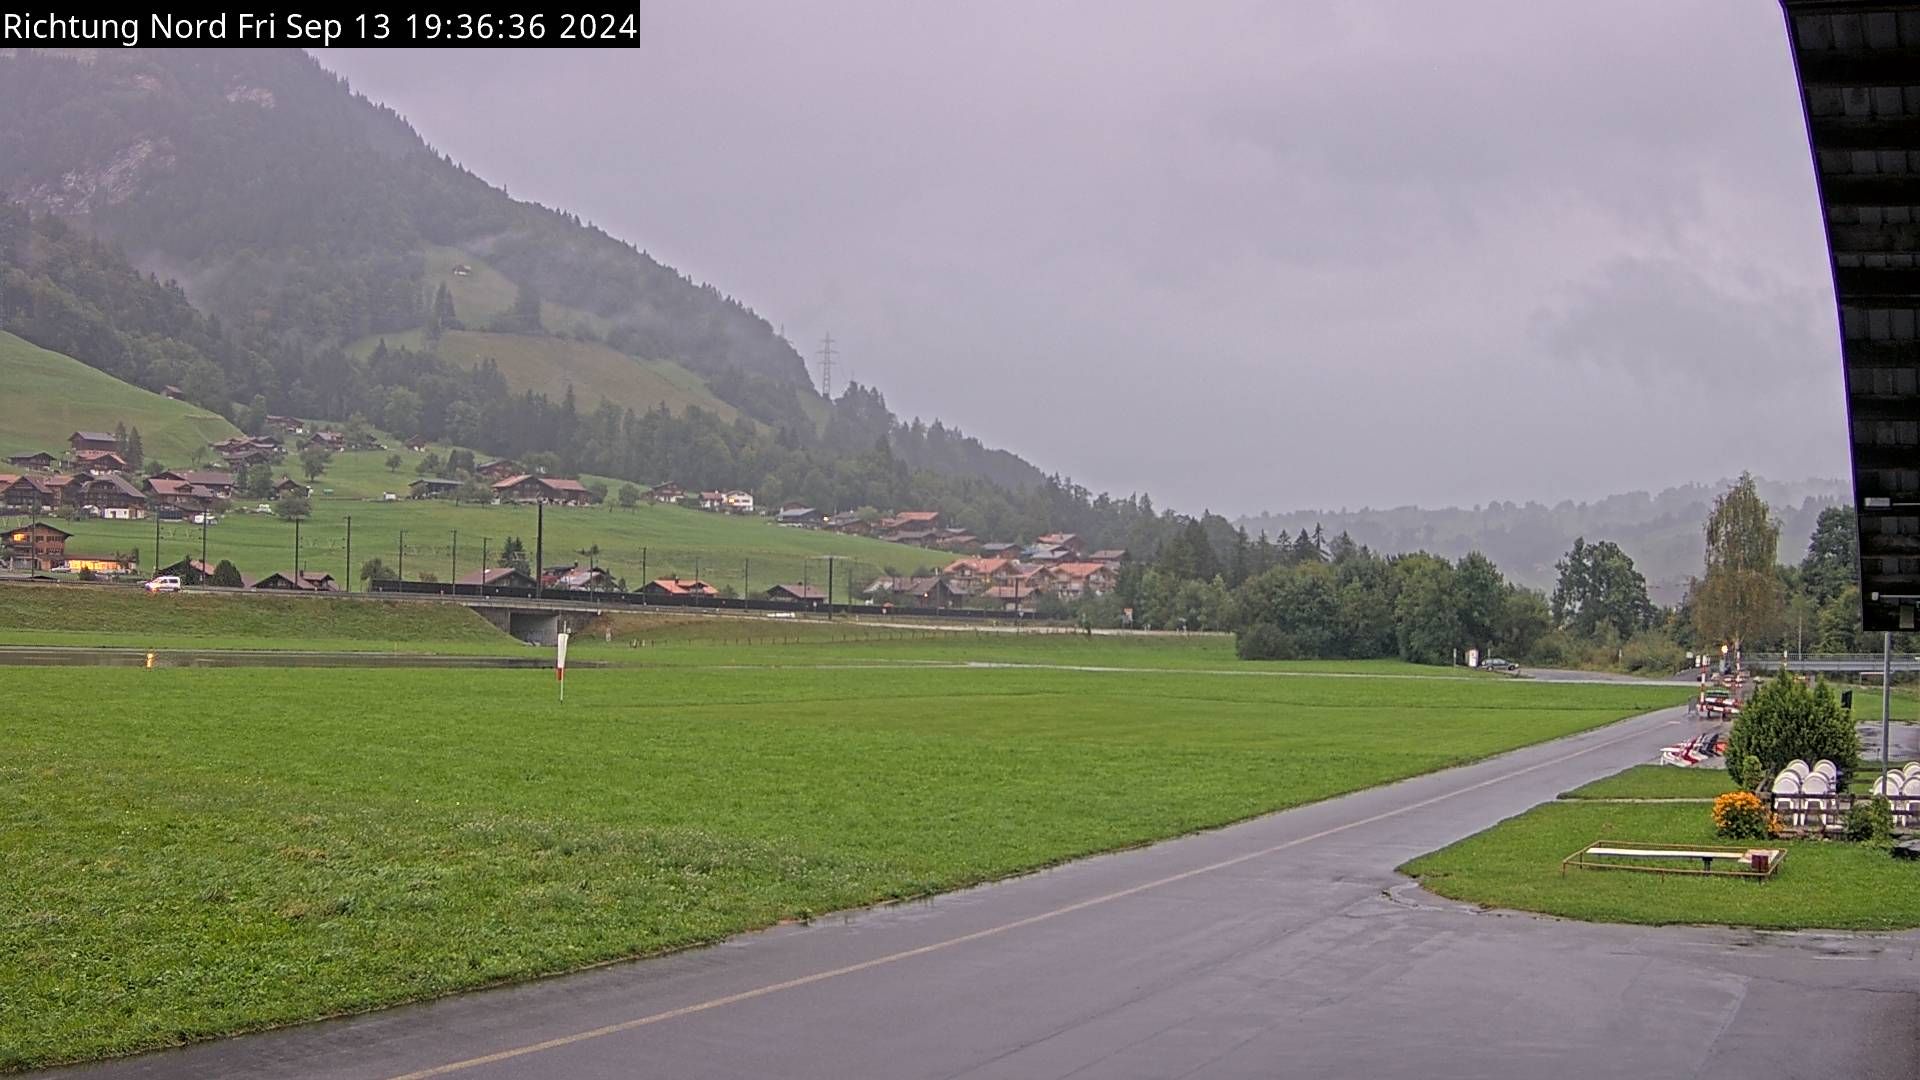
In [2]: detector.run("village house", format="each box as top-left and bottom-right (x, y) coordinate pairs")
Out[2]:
(220, 446), (275, 467)
(63, 553), (137, 575)
(699, 490), (727, 511)
(1021, 542), (1074, 563)
(865, 574), (966, 610)
(880, 510), (942, 533)
(647, 481), (684, 503)
(942, 557), (1023, 594)
(766, 583), (826, 602)
(68, 431), (118, 455)
(154, 470), (235, 499)
(1086, 549), (1128, 567)
(302, 430), (347, 451)
(2, 522), (71, 570)
(162, 385), (184, 400)
(144, 477), (219, 514)
(1035, 532), (1087, 557)
(724, 490), (755, 514)
(408, 477), (462, 500)
(70, 473), (148, 518)
(822, 511), (871, 535)
(932, 529), (978, 552)
(405, 436), (431, 452)
(71, 449), (130, 474)
(1045, 561), (1119, 599)
(0, 474), (52, 512)
(251, 570), (339, 592)
(978, 541), (1019, 558)
(641, 577), (719, 599)
(491, 474), (600, 506)
(546, 565), (618, 591)
(455, 566), (537, 591)
(153, 557), (245, 587)
(272, 476), (310, 498)
(265, 415), (305, 434)
(6, 451), (58, 471)
(475, 458), (521, 481)
(776, 506), (822, 527)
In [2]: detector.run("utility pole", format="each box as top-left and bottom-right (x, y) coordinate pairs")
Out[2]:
(817, 331), (837, 399)
(294, 519), (301, 579)
(451, 529), (458, 587)
(200, 510), (208, 579)
(398, 530), (405, 582)
(812, 554), (848, 618)
(154, 514), (161, 576)
(743, 558), (750, 606)
(345, 515), (352, 593)
(1882, 631), (1892, 784)
(480, 537), (489, 597)
(534, 501), (545, 598)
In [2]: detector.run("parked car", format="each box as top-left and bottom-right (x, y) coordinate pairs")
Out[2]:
(1482, 657), (1519, 673)
(144, 575), (183, 594)
(190, 513), (218, 525)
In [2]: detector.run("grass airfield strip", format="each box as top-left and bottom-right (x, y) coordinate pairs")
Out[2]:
(0, 649), (1686, 1070)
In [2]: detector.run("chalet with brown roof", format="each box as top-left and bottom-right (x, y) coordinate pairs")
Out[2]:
(491, 474), (599, 506)
(455, 567), (537, 590)
(71, 449), (130, 473)
(1045, 561), (1118, 599)
(155, 470), (235, 498)
(641, 577), (718, 598)
(1036, 532), (1086, 556)
(882, 510), (942, 531)
(251, 570), (339, 592)
(0, 474), (52, 511)
(3, 522), (71, 570)
(1086, 549), (1128, 566)
(6, 451), (57, 471)
(943, 557), (1021, 593)
(476, 458), (521, 480)
(648, 481), (685, 503)
(70, 473), (147, 518)
(273, 476), (310, 498)
(766, 583), (826, 602)
(409, 477), (462, 500)
(823, 511), (871, 535)
(69, 431), (117, 454)
(865, 575), (965, 609)
(144, 477), (219, 513)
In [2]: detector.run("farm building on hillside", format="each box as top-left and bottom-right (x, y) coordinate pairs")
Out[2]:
(648, 481), (685, 503)
(71, 449), (130, 473)
(776, 506), (822, 527)
(144, 478), (219, 513)
(766, 583), (826, 602)
(70, 474), (147, 518)
(153, 470), (235, 498)
(68, 431), (117, 454)
(476, 458), (521, 480)
(409, 478), (462, 500)
(6, 451), (57, 471)
(492, 475), (600, 506)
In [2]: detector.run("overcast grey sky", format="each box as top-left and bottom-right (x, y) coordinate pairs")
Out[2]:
(316, 0), (1847, 517)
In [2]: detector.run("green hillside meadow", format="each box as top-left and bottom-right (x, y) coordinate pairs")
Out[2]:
(18, 436), (952, 595)
(0, 332), (239, 464)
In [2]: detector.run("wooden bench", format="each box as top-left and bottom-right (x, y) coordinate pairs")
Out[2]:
(1562, 841), (1783, 878)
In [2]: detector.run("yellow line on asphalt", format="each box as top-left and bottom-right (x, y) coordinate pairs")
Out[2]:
(388, 712), (1677, 1079)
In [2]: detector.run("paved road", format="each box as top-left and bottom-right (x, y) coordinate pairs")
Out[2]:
(47, 705), (1919, 1080)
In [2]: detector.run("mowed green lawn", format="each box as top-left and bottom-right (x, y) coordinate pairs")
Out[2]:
(0, 584), (518, 654)
(1404, 764), (1920, 931)
(27, 446), (948, 598)
(1, 664), (1684, 1069)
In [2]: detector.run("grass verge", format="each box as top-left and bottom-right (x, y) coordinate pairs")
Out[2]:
(1404, 764), (1920, 931)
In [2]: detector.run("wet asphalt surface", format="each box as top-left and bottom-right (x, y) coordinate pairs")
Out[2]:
(41, 704), (1920, 1080)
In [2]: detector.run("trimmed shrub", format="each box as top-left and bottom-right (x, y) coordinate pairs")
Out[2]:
(1726, 674), (1858, 787)
(1712, 791), (1776, 840)
(1845, 796), (1895, 845)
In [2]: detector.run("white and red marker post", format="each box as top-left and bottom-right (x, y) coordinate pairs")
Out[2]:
(556, 630), (570, 703)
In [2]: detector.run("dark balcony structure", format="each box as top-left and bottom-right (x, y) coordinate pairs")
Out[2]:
(1781, 2), (1920, 629)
